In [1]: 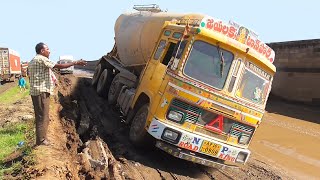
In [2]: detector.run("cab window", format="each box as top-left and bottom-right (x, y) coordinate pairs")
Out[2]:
(154, 40), (166, 60)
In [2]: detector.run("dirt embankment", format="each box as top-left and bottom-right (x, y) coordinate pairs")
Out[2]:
(0, 93), (33, 127)
(6, 73), (306, 179)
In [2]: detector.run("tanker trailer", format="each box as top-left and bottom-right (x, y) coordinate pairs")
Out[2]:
(91, 9), (194, 87)
(92, 5), (276, 168)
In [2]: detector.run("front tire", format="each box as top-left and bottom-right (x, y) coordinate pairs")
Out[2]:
(96, 69), (112, 97)
(129, 104), (152, 146)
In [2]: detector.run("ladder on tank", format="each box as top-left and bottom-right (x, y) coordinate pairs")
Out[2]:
(133, 4), (162, 13)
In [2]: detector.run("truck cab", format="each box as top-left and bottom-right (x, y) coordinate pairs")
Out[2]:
(142, 22), (275, 167)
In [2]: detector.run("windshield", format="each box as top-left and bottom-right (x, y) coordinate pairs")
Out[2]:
(183, 41), (234, 89)
(236, 65), (271, 104)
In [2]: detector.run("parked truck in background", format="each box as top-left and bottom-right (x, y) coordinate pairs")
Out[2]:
(92, 4), (276, 168)
(0, 47), (21, 83)
(21, 62), (29, 77)
(57, 55), (74, 74)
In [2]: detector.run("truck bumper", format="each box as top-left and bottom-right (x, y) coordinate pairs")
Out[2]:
(148, 118), (250, 166)
(155, 141), (236, 168)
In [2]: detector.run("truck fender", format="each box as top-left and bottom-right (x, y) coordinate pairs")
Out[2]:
(125, 90), (153, 124)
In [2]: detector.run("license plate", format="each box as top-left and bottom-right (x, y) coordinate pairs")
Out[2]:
(200, 140), (221, 157)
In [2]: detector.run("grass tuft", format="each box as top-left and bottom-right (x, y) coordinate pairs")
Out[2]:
(0, 123), (27, 161)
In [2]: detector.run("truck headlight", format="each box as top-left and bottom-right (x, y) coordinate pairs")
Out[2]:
(167, 110), (183, 122)
(236, 152), (248, 163)
(161, 128), (180, 144)
(238, 134), (250, 145)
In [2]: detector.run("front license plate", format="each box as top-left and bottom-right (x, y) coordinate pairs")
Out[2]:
(200, 140), (221, 157)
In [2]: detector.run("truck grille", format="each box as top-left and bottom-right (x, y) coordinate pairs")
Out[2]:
(171, 99), (201, 122)
(229, 123), (254, 137)
(167, 98), (255, 145)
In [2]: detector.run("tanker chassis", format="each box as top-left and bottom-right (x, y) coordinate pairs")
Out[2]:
(92, 5), (276, 168)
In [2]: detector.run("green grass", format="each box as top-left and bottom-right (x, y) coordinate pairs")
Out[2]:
(0, 121), (35, 178)
(0, 79), (35, 179)
(0, 123), (27, 161)
(0, 86), (29, 104)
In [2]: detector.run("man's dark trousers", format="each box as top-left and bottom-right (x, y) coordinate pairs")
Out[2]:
(31, 92), (50, 145)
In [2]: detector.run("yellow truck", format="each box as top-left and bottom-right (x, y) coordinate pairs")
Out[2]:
(92, 4), (276, 167)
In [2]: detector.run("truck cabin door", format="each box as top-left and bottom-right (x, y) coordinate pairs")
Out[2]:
(139, 30), (186, 101)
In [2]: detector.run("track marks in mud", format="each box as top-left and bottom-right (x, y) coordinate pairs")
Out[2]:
(76, 78), (215, 179)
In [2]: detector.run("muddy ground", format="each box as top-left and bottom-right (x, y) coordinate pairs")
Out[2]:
(1, 71), (319, 180)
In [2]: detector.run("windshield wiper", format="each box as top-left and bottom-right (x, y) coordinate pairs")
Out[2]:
(217, 46), (225, 78)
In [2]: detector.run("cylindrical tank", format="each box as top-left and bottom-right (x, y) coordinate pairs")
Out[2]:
(114, 11), (204, 67)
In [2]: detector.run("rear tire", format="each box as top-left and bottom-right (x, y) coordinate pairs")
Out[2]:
(108, 74), (123, 105)
(92, 64), (103, 87)
(129, 104), (152, 147)
(96, 69), (112, 97)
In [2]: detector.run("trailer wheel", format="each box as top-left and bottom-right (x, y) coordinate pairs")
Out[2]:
(96, 69), (112, 97)
(108, 74), (123, 105)
(10, 76), (16, 82)
(92, 63), (103, 87)
(129, 104), (152, 146)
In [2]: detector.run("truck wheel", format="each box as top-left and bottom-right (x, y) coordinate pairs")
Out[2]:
(108, 74), (123, 105)
(129, 104), (152, 146)
(92, 63), (103, 87)
(96, 69), (112, 97)
(11, 76), (16, 82)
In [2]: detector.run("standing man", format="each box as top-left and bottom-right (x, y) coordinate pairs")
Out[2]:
(29, 42), (86, 146)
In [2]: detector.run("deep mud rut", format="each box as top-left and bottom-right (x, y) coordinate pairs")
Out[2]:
(12, 73), (314, 180)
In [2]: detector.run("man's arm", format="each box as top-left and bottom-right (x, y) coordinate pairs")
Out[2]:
(53, 60), (87, 69)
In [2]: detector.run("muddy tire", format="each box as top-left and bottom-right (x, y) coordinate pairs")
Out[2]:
(96, 69), (112, 97)
(108, 74), (123, 105)
(129, 104), (152, 146)
(92, 63), (103, 87)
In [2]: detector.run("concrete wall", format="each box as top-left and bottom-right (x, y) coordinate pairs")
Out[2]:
(268, 39), (320, 104)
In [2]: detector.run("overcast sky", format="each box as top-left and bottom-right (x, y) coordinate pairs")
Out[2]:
(0, 0), (318, 62)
